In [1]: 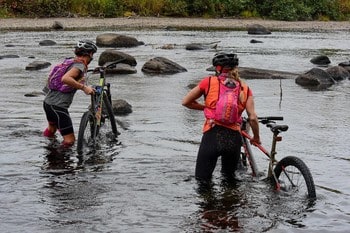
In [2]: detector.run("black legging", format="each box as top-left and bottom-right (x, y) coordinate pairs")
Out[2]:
(195, 125), (242, 181)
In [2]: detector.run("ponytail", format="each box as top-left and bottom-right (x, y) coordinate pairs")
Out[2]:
(228, 67), (240, 81)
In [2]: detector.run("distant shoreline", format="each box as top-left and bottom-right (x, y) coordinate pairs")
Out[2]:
(0, 17), (350, 32)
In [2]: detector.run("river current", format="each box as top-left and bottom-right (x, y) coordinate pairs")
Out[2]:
(0, 28), (349, 232)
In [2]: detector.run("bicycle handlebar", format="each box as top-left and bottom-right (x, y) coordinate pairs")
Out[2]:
(258, 116), (283, 121)
(87, 58), (126, 73)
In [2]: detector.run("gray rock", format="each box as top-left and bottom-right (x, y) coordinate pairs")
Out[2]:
(185, 43), (205, 50)
(338, 61), (350, 74)
(98, 49), (137, 66)
(206, 66), (297, 79)
(96, 33), (144, 48)
(185, 41), (219, 50)
(310, 55), (331, 65)
(247, 24), (271, 35)
(0, 54), (19, 59)
(24, 91), (46, 97)
(106, 63), (137, 75)
(239, 67), (297, 79)
(325, 66), (350, 81)
(112, 99), (132, 115)
(142, 57), (187, 74)
(25, 61), (51, 70)
(52, 21), (64, 30)
(39, 40), (57, 46)
(250, 39), (263, 43)
(295, 68), (335, 90)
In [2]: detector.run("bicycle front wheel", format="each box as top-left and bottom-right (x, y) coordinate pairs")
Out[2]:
(77, 111), (96, 155)
(274, 156), (316, 199)
(102, 94), (119, 139)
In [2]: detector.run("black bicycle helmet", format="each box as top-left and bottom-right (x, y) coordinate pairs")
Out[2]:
(212, 52), (239, 68)
(74, 39), (97, 55)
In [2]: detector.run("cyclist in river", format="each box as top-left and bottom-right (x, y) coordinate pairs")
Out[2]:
(43, 39), (96, 147)
(182, 52), (261, 183)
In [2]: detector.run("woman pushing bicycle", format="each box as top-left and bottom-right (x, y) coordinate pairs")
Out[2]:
(43, 40), (96, 147)
(182, 52), (261, 183)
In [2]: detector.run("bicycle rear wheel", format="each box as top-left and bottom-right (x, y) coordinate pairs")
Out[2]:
(101, 93), (119, 139)
(77, 111), (96, 155)
(274, 156), (316, 198)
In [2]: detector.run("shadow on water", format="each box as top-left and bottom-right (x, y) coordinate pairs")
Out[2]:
(184, 176), (316, 233)
(41, 135), (121, 175)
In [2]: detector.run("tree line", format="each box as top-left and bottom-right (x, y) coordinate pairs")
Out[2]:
(1, 0), (349, 21)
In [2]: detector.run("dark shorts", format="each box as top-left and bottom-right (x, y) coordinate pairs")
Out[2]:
(195, 125), (242, 181)
(43, 102), (73, 136)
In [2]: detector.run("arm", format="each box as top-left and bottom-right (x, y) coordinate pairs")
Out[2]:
(245, 95), (261, 144)
(182, 85), (205, 110)
(61, 67), (94, 95)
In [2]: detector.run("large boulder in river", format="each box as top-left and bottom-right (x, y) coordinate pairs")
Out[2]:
(295, 68), (335, 89)
(98, 49), (137, 66)
(339, 61), (350, 74)
(98, 49), (137, 74)
(106, 63), (137, 74)
(96, 33), (144, 48)
(206, 66), (298, 79)
(142, 57), (187, 74)
(325, 66), (350, 81)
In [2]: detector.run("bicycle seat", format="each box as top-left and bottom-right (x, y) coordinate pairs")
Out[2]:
(271, 124), (289, 133)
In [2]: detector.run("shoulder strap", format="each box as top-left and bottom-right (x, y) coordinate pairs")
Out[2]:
(204, 76), (213, 97)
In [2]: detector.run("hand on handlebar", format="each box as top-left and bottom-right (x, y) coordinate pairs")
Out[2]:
(82, 85), (95, 95)
(250, 136), (261, 146)
(92, 67), (101, 74)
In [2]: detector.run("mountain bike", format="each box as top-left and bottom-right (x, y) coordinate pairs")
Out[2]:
(240, 116), (316, 199)
(77, 59), (125, 155)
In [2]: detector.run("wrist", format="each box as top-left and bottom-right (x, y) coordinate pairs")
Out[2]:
(81, 84), (85, 91)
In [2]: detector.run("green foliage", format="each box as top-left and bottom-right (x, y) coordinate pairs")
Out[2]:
(0, 6), (12, 18)
(122, 0), (165, 16)
(70, 0), (123, 17)
(0, 0), (349, 20)
(258, 0), (345, 21)
(162, 0), (188, 17)
(34, 0), (71, 17)
(217, 0), (257, 17)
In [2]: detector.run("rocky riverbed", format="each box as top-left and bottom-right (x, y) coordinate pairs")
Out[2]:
(1, 17), (350, 32)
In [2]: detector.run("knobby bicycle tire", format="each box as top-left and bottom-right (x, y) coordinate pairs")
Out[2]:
(77, 111), (96, 155)
(274, 156), (316, 198)
(102, 94), (118, 138)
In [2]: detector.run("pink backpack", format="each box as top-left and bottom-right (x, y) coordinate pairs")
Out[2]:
(47, 58), (78, 93)
(204, 77), (242, 125)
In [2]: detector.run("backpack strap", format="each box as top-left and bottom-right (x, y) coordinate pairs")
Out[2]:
(73, 57), (88, 72)
(204, 76), (214, 98)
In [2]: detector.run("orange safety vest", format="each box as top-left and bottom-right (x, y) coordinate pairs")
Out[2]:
(202, 76), (250, 132)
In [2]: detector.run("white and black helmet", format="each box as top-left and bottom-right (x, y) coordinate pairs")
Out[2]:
(74, 39), (97, 55)
(212, 52), (239, 68)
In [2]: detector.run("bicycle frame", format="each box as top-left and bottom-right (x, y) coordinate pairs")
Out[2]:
(241, 117), (288, 191)
(87, 59), (124, 129)
(77, 59), (125, 154)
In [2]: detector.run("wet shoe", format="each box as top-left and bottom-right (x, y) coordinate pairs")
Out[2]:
(43, 128), (56, 138)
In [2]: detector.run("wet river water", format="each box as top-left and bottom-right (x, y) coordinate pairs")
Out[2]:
(0, 28), (349, 232)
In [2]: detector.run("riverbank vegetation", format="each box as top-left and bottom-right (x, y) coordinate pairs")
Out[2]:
(0, 0), (349, 21)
